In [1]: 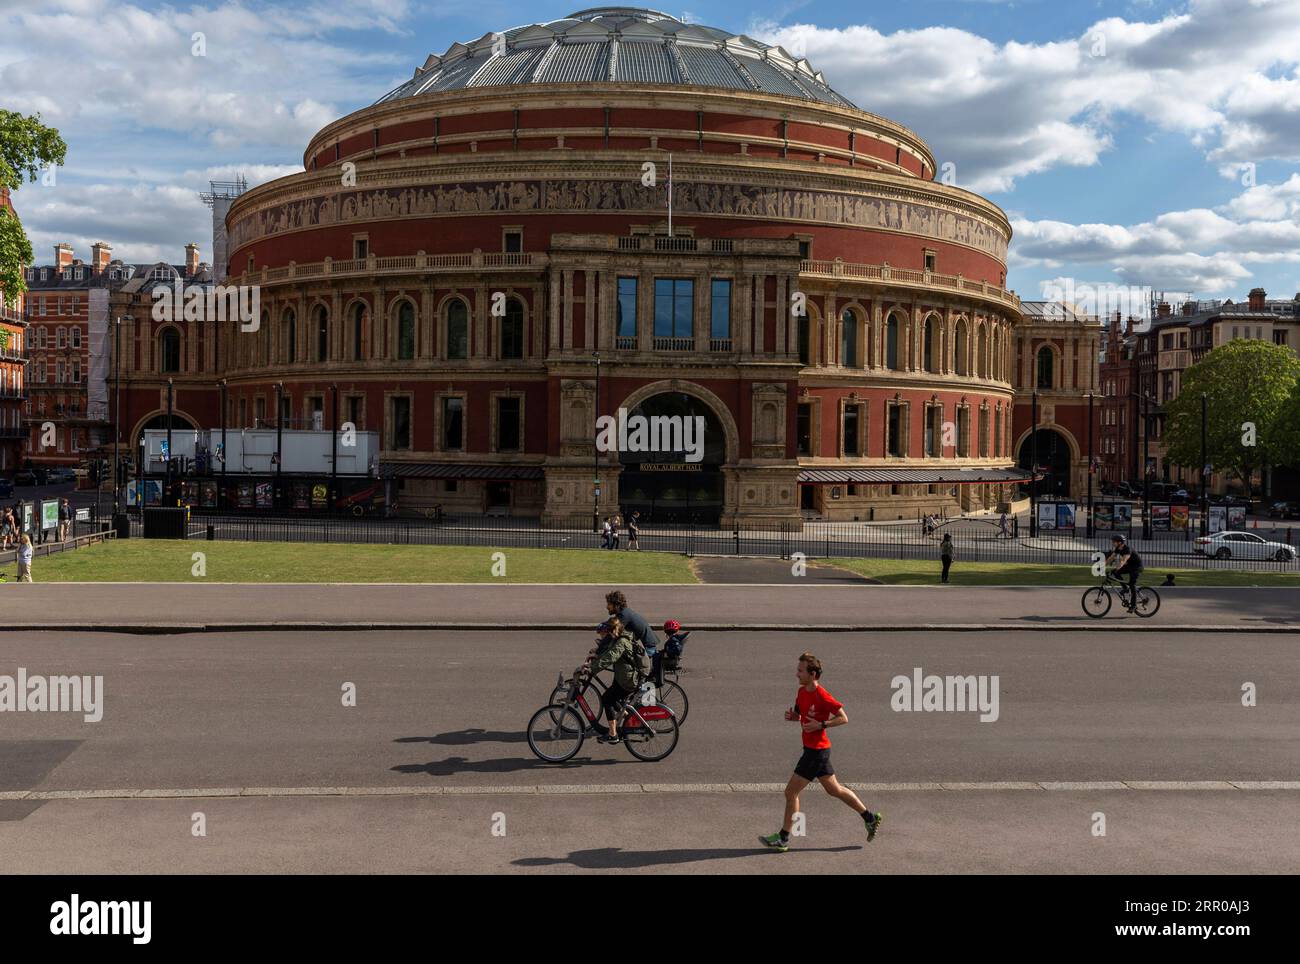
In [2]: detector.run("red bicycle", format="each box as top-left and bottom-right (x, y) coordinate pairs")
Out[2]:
(527, 669), (679, 763)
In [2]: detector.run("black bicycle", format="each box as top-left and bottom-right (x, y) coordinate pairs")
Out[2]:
(528, 670), (679, 763)
(1081, 571), (1160, 618)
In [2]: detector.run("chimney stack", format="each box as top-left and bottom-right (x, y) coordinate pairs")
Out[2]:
(1157, 301), (1171, 318)
(90, 242), (112, 273)
(1182, 300), (1196, 316)
(1248, 287), (1266, 311)
(185, 243), (200, 277)
(54, 243), (73, 269)
(1124, 317), (1134, 336)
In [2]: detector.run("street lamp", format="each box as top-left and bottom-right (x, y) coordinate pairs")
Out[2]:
(274, 381), (284, 510)
(1200, 392), (1209, 535)
(330, 382), (339, 514)
(1029, 390), (1039, 537)
(112, 316), (124, 515)
(166, 377), (175, 505)
(219, 378), (228, 511)
(592, 351), (601, 534)
(1086, 392), (1095, 537)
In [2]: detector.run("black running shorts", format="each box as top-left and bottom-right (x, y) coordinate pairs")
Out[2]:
(794, 747), (834, 781)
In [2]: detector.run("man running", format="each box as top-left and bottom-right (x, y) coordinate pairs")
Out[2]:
(760, 652), (882, 852)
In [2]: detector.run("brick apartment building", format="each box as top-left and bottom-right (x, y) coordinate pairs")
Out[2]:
(0, 186), (30, 474)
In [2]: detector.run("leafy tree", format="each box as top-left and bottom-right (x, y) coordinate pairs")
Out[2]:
(0, 110), (68, 308)
(1163, 339), (1300, 499)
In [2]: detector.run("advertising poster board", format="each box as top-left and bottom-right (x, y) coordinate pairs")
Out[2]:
(292, 482), (309, 510)
(1095, 503), (1115, 530)
(40, 501), (59, 531)
(1037, 503), (1057, 531)
(22, 504), (33, 534)
(237, 482), (253, 509)
(1171, 505), (1190, 530)
(311, 484), (328, 509)
(1209, 506), (1227, 532)
(200, 481), (218, 508)
(1151, 503), (1171, 531)
(1227, 506), (1247, 530)
(1056, 502), (1076, 531)
(255, 482), (273, 509)
(1114, 503), (1133, 531)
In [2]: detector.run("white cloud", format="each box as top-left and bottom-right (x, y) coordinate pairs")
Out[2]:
(753, 0), (1300, 192)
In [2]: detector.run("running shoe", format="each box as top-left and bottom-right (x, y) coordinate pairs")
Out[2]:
(758, 831), (789, 852)
(865, 811), (883, 842)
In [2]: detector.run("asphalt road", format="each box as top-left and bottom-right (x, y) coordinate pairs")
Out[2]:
(1, 628), (1296, 873)
(5, 584), (1297, 631)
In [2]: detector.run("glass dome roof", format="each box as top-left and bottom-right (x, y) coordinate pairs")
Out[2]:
(375, 7), (857, 109)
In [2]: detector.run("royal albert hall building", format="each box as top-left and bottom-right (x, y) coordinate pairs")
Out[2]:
(217, 6), (1030, 524)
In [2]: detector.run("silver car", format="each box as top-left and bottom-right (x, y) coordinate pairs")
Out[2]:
(1194, 531), (1294, 561)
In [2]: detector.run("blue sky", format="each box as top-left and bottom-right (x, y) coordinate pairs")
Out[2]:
(4, 0), (1299, 318)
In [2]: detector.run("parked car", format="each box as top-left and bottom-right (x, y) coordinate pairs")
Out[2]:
(14, 468), (46, 487)
(0, 478), (13, 499)
(1267, 501), (1300, 520)
(45, 467), (76, 484)
(1194, 531), (1294, 561)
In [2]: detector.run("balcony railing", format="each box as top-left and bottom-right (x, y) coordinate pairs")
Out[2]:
(653, 336), (694, 352)
(799, 259), (1021, 311)
(615, 335), (636, 350)
(709, 338), (733, 352)
(243, 250), (542, 287)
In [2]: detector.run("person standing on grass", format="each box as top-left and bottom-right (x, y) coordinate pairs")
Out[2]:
(58, 498), (71, 542)
(610, 514), (622, 550)
(760, 652), (882, 852)
(627, 511), (641, 551)
(17, 533), (33, 583)
(940, 533), (954, 584)
(601, 516), (612, 549)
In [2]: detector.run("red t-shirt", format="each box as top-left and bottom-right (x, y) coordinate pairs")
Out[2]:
(796, 684), (843, 750)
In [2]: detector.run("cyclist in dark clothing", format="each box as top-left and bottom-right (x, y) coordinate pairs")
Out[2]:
(604, 589), (662, 683)
(1107, 535), (1144, 612)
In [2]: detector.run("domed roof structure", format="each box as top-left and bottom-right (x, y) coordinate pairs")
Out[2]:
(375, 7), (857, 109)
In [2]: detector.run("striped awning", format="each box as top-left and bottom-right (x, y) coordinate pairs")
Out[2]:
(379, 462), (545, 481)
(798, 467), (1036, 485)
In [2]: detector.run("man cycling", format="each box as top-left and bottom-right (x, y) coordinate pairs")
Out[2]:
(1106, 534), (1144, 612)
(604, 590), (662, 683)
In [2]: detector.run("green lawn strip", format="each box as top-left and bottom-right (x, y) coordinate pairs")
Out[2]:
(822, 558), (1300, 587)
(0, 541), (697, 584)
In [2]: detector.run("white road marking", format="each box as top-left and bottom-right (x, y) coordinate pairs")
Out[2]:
(4, 781), (1298, 801)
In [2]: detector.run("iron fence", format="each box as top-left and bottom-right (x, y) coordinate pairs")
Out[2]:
(128, 510), (1300, 572)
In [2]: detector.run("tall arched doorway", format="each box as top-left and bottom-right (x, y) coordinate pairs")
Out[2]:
(1018, 428), (1073, 498)
(617, 392), (727, 523)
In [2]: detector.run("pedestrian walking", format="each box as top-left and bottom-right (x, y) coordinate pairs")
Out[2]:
(610, 514), (622, 550)
(2, 509), (13, 550)
(601, 516), (612, 549)
(17, 533), (33, 583)
(627, 511), (641, 551)
(940, 533), (954, 584)
(759, 652), (882, 852)
(998, 512), (1010, 539)
(58, 498), (72, 542)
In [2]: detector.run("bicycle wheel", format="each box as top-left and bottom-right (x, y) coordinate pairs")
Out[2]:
(527, 704), (586, 762)
(1134, 586), (1161, 618)
(656, 680), (689, 725)
(622, 705), (679, 762)
(1081, 586), (1112, 618)
(549, 676), (603, 729)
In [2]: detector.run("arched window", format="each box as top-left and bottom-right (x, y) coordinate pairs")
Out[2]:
(954, 320), (968, 376)
(260, 311), (270, 365)
(977, 326), (988, 378)
(284, 309), (296, 363)
(797, 313), (810, 366)
(446, 299), (468, 360)
(1037, 346), (1054, 388)
(159, 328), (181, 373)
(885, 314), (900, 370)
(315, 305), (329, 362)
(501, 298), (524, 360)
(924, 316), (938, 373)
(840, 308), (857, 368)
(396, 301), (415, 360)
(352, 304), (365, 361)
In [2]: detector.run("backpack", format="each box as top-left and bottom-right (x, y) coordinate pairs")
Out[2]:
(627, 635), (651, 680)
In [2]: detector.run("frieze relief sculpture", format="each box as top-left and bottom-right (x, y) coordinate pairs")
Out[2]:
(231, 179), (1008, 261)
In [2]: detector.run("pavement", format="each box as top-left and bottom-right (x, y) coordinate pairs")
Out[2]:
(1, 627), (1297, 873)
(1, 583), (1297, 632)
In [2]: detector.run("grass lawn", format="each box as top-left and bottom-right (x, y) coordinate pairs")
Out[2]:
(0, 540), (695, 584)
(822, 558), (1300, 587)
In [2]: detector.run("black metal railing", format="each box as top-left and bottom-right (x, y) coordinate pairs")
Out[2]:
(126, 510), (1300, 572)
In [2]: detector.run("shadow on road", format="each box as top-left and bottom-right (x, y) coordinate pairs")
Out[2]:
(392, 755), (629, 777)
(514, 845), (860, 869)
(394, 729), (527, 746)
